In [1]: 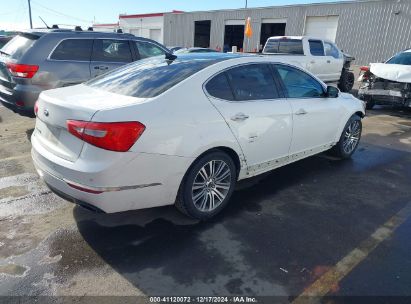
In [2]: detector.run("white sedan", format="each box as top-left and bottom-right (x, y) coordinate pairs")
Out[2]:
(31, 53), (365, 220)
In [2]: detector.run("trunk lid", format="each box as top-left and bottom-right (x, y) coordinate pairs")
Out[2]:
(34, 84), (147, 162)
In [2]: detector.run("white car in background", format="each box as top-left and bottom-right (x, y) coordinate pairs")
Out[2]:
(262, 36), (355, 93)
(31, 53), (365, 220)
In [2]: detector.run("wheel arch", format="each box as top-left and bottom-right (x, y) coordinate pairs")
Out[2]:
(174, 146), (243, 204)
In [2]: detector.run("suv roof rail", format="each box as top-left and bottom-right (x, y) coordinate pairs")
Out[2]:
(87, 27), (93, 31)
(74, 26), (83, 31)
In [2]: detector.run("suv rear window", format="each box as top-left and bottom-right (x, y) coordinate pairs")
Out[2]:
(86, 56), (224, 98)
(263, 39), (303, 55)
(1, 34), (37, 60)
(50, 39), (93, 61)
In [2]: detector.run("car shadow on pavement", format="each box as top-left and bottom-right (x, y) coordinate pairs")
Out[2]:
(72, 130), (411, 297)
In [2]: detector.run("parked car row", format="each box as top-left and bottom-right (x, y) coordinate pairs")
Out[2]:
(1, 29), (365, 219)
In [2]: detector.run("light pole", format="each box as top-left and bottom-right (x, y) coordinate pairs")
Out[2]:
(28, 0), (33, 28)
(245, 0), (248, 8)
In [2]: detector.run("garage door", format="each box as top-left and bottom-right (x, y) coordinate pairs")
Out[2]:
(149, 29), (161, 43)
(304, 16), (339, 42)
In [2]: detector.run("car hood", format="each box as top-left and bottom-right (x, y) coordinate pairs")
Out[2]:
(370, 63), (411, 83)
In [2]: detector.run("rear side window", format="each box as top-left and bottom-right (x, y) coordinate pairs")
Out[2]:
(205, 73), (234, 101)
(135, 41), (165, 59)
(309, 40), (324, 56)
(92, 39), (132, 63)
(225, 64), (279, 101)
(50, 39), (93, 61)
(275, 65), (324, 98)
(1, 35), (37, 60)
(86, 57), (222, 98)
(264, 39), (303, 55)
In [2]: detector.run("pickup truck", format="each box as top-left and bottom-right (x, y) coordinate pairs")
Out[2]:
(262, 36), (355, 92)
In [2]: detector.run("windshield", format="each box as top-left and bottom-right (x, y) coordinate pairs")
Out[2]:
(86, 55), (228, 98)
(1, 34), (37, 59)
(386, 52), (411, 65)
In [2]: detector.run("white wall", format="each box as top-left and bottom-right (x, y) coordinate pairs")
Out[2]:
(119, 15), (164, 43)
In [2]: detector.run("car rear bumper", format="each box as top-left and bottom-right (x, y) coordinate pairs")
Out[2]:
(0, 83), (42, 117)
(31, 132), (193, 213)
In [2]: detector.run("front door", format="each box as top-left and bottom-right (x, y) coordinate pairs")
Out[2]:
(274, 64), (343, 155)
(205, 63), (293, 173)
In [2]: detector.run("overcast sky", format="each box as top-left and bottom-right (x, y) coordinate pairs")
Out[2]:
(1, 0), (348, 31)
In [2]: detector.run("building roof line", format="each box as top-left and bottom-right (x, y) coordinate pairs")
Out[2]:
(120, 10), (184, 19)
(163, 0), (386, 16)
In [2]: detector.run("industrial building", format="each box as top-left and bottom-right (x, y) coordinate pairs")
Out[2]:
(162, 0), (411, 65)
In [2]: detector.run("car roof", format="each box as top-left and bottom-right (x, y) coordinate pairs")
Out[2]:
(19, 28), (154, 41)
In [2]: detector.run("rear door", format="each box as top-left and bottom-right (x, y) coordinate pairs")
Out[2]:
(48, 38), (93, 86)
(90, 39), (133, 78)
(205, 63), (293, 173)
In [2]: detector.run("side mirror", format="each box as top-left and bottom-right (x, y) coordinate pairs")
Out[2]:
(326, 85), (339, 98)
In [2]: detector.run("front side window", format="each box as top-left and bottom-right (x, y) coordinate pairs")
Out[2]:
(309, 40), (324, 56)
(50, 39), (93, 61)
(225, 64), (279, 101)
(135, 41), (165, 59)
(324, 42), (340, 59)
(205, 72), (234, 101)
(275, 65), (324, 98)
(92, 39), (132, 63)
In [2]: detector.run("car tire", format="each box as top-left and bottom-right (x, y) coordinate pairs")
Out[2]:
(338, 70), (355, 92)
(175, 151), (237, 220)
(330, 115), (362, 159)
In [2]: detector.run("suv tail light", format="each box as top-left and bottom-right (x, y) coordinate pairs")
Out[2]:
(6, 63), (39, 78)
(67, 120), (145, 152)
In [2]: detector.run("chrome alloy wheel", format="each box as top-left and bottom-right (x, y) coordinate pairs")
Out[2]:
(191, 160), (232, 212)
(343, 120), (361, 154)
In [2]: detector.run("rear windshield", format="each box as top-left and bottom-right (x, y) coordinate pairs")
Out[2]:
(86, 55), (224, 98)
(263, 39), (304, 55)
(386, 52), (411, 65)
(1, 34), (37, 60)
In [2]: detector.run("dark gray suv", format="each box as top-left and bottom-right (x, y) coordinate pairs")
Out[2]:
(0, 29), (169, 117)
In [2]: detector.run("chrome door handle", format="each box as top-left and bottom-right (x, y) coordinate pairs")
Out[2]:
(231, 113), (249, 121)
(295, 109), (307, 115)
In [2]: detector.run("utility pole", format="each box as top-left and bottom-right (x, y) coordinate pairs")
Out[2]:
(245, 0), (248, 8)
(28, 0), (33, 29)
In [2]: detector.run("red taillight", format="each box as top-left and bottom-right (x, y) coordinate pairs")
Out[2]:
(6, 63), (39, 78)
(360, 66), (370, 72)
(34, 100), (39, 115)
(67, 120), (145, 152)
